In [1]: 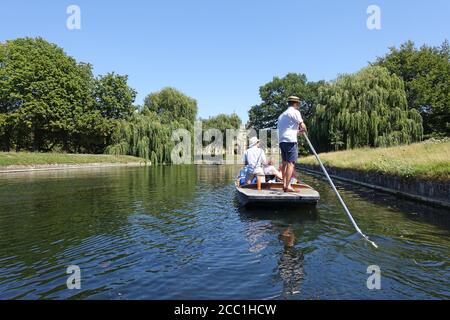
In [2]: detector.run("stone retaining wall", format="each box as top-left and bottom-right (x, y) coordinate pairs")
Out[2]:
(297, 164), (450, 209)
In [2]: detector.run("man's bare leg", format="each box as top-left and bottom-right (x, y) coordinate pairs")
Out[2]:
(282, 161), (288, 189)
(285, 162), (295, 191)
(274, 169), (283, 181)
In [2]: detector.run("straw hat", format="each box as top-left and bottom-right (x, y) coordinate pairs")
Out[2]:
(248, 136), (260, 148)
(287, 96), (301, 103)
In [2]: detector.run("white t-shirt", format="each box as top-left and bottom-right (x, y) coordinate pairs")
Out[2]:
(277, 107), (303, 143)
(244, 146), (267, 173)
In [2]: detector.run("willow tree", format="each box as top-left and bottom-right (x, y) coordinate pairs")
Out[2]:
(375, 40), (450, 137)
(105, 111), (174, 165)
(106, 88), (198, 164)
(310, 66), (423, 151)
(144, 87), (198, 128)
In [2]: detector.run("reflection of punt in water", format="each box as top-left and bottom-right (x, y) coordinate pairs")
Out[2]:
(235, 180), (320, 207)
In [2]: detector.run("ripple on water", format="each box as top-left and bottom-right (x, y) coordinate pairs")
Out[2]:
(0, 166), (448, 299)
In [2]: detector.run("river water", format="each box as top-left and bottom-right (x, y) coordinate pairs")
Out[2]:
(0, 165), (448, 300)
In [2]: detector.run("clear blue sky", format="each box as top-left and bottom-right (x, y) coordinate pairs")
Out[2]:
(1, 0), (449, 123)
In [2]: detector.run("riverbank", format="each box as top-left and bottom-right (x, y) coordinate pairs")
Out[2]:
(298, 139), (450, 208)
(0, 152), (149, 173)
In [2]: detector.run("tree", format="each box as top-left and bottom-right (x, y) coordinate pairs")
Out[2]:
(0, 37), (138, 153)
(201, 113), (241, 131)
(72, 110), (116, 154)
(309, 66), (423, 151)
(0, 38), (98, 151)
(107, 88), (199, 164)
(106, 111), (175, 165)
(248, 73), (319, 130)
(144, 87), (198, 127)
(94, 72), (137, 120)
(375, 40), (450, 137)
(201, 113), (242, 149)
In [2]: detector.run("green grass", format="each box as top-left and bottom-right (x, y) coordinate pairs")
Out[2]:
(300, 139), (450, 181)
(0, 152), (145, 167)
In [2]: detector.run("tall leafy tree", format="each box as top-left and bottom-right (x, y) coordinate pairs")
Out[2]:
(375, 40), (450, 137)
(94, 72), (137, 120)
(201, 113), (241, 131)
(0, 38), (97, 151)
(201, 113), (242, 148)
(248, 73), (318, 130)
(0, 37), (138, 153)
(107, 88), (198, 164)
(310, 66), (423, 151)
(144, 87), (198, 128)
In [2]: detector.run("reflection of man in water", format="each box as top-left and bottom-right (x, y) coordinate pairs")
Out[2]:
(278, 226), (304, 296)
(243, 218), (306, 297)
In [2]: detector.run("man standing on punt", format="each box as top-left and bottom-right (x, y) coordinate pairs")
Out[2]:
(277, 96), (307, 192)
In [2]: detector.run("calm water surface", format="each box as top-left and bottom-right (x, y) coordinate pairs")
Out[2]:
(0, 165), (448, 299)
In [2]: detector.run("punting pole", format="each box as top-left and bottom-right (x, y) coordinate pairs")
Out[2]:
(302, 133), (378, 249)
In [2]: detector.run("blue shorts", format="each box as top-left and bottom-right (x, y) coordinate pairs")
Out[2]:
(280, 142), (298, 163)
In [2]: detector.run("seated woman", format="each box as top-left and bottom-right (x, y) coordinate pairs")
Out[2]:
(244, 136), (267, 184)
(264, 158), (283, 181)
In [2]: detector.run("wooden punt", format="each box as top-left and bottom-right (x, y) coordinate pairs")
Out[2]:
(235, 180), (320, 207)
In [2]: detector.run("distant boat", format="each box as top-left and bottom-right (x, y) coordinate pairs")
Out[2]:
(235, 179), (320, 207)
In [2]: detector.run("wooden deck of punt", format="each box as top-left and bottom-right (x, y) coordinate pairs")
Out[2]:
(235, 181), (320, 207)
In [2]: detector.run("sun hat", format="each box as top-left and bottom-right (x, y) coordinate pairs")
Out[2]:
(287, 96), (301, 103)
(248, 136), (260, 148)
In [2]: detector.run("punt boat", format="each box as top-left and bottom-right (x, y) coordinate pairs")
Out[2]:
(235, 178), (320, 207)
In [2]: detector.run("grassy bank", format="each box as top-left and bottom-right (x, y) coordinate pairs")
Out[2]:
(0, 152), (145, 167)
(299, 139), (450, 181)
